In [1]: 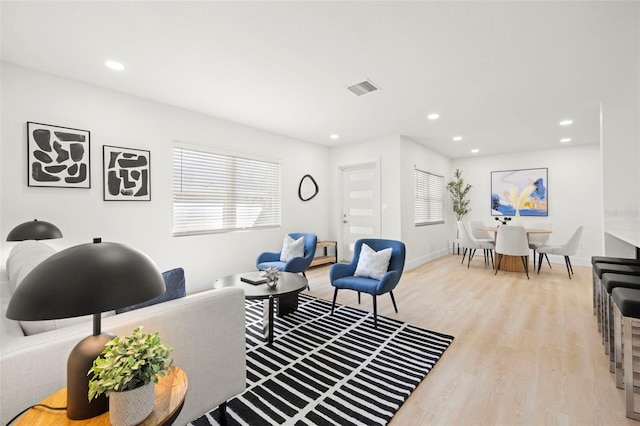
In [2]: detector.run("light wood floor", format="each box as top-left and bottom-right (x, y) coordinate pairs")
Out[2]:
(304, 254), (635, 426)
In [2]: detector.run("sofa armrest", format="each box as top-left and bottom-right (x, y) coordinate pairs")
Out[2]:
(0, 287), (246, 426)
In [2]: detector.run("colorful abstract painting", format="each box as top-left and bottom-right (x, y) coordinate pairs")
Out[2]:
(491, 168), (548, 216)
(27, 122), (91, 188)
(103, 145), (151, 201)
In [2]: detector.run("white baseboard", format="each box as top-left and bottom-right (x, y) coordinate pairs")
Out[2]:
(406, 249), (449, 271)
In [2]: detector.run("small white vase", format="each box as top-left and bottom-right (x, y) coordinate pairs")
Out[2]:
(514, 209), (522, 225)
(109, 381), (155, 426)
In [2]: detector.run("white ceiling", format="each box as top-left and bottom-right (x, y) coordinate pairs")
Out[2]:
(1, 1), (638, 159)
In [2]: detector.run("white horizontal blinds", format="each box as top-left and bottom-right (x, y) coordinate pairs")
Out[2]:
(414, 168), (445, 225)
(172, 146), (281, 236)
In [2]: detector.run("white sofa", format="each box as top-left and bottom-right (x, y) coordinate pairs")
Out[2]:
(0, 241), (246, 425)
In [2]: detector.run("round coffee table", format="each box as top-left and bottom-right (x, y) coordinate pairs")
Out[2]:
(214, 272), (308, 345)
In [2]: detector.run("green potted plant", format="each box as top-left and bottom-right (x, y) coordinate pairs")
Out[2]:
(88, 326), (173, 426)
(447, 169), (472, 221)
(447, 169), (472, 244)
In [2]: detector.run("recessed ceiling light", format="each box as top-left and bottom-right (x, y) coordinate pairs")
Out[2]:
(452, 136), (463, 141)
(559, 119), (573, 126)
(560, 138), (572, 143)
(471, 149), (479, 153)
(105, 60), (125, 71)
(427, 113), (440, 120)
(329, 134), (339, 140)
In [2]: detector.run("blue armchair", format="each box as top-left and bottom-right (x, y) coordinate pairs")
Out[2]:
(330, 238), (406, 328)
(256, 233), (318, 279)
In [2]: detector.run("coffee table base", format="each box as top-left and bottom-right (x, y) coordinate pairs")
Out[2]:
(263, 293), (299, 345)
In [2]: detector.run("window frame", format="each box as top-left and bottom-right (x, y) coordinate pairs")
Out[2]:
(172, 142), (281, 236)
(414, 167), (445, 226)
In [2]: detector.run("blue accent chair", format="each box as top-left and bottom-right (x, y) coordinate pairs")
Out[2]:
(330, 238), (406, 328)
(256, 233), (318, 280)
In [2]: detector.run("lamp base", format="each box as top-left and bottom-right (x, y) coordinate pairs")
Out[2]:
(66, 332), (115, 420)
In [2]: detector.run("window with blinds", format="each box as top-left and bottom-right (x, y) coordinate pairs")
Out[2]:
(172, 145), (281, 236)
(414, 168), (445, 226)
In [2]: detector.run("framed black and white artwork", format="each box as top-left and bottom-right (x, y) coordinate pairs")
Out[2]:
(27, 122), (91, 188)
(103, 145), (151, 201)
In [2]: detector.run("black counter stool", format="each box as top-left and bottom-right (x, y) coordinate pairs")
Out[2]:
(602, 273), (640, 374)
(591, 257), (640, 318)
(593, 263), (640, 338)
(612, 287), (640, 420)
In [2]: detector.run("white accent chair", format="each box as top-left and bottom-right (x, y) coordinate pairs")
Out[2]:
(528, 222), (552, 271)
(495, 225), (531, 279)
(457, 222), (494, 269)
(536, 226), (584, 279)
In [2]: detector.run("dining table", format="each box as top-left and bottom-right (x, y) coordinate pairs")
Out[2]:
(475, 226), (552, 272)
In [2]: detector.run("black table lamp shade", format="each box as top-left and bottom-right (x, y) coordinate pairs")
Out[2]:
(5, 239), (165, 419)
(6, 240), (165, 320)
(6, 219), (62, 241)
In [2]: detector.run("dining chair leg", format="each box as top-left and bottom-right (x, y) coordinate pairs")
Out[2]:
(544, 253), (552, 268)
(532, 249), (537, 271)
(461, 248), (467, 265)
(331, 288), (338, 314)
(564, 256), (573, 279)
(521, 256), (530, 279)
(468, 249), (476, 268)
(495, 254), (504, 275)
(357, 291), (361, 304)
(372, 295), (378, 328)
(537, 253), (543, 274)
(389, 291), (398, 313)
(489, 250), (494, 269)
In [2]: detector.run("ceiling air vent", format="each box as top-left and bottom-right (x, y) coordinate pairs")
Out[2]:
(347, 79), (380, 96)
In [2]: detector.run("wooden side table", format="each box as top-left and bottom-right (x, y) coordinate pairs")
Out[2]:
(310, 240), (337, 267)
(15, 366), (188, 426)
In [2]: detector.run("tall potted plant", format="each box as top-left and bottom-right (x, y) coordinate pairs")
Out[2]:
(447, 169), (472, 238)
(88, 326), (173, 426)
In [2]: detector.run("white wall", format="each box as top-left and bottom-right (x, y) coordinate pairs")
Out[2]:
(0, 63), (332, 293)
(452, 144), (603, 266)
(400, 136), (451, 268)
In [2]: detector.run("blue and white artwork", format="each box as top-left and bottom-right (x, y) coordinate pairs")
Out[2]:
(491, 168), (548, 216)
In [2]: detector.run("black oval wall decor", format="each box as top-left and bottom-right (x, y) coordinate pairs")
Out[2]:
(298, 174), (319, 201)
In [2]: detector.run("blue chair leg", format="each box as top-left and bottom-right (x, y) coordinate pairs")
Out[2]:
(372, 295), (378, 328)
(389, 291), (398, 313)
(331, 288), (338, 314)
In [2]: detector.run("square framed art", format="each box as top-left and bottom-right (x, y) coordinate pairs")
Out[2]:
(491, 168), (548, 216)
(27, 122), (91, 188)
(103, 145), (151, 201)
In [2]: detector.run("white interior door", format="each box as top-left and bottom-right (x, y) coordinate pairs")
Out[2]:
(340, 163), (380, 262)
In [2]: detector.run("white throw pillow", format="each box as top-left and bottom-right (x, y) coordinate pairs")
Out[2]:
(280, 235), (304, 262)
(354, 243), (393, 280)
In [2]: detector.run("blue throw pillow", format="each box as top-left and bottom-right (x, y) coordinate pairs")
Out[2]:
(116, 267), (186, 314)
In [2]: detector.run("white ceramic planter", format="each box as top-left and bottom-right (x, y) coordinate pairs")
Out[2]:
(109, 381), (155, 426)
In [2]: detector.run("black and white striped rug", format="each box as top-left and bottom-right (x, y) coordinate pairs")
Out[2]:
(190, 294), (454, 426)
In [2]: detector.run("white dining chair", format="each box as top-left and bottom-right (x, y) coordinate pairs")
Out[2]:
(495, 225), (531, 279)
(457, 221), (495, 269)
(469, 220), (495, 244)
(536, 226), (584, 279)
(529, 222), (552, 271)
